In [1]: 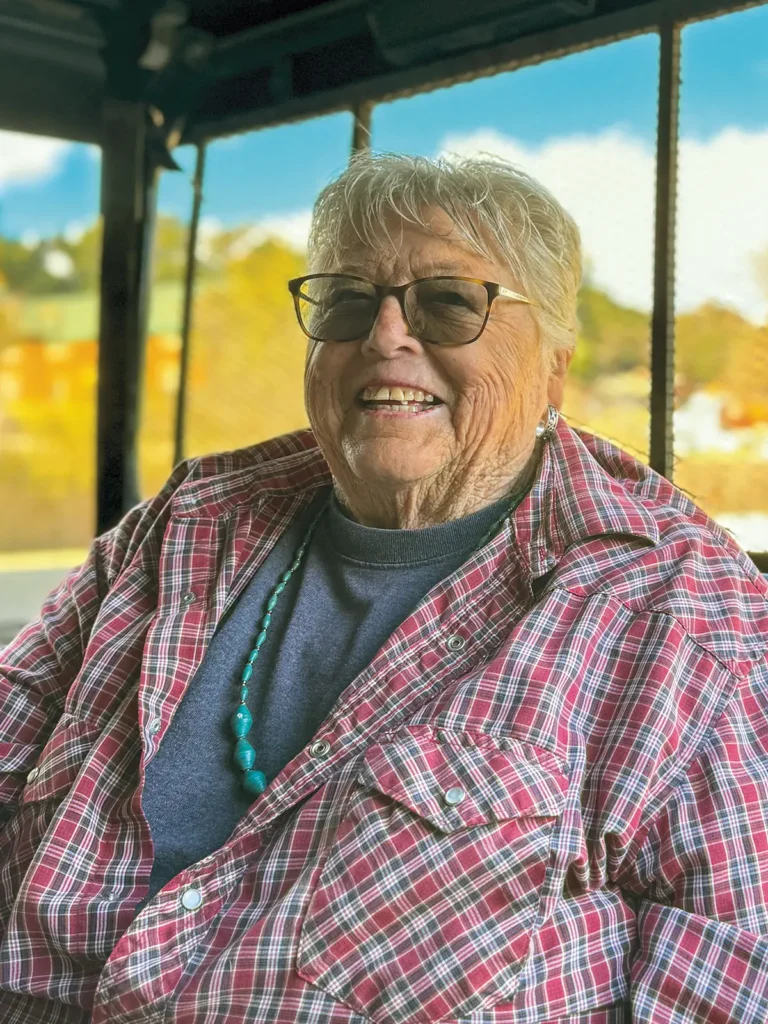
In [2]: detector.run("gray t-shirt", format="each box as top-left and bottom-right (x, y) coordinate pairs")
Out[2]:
(140, 486), (513, 902)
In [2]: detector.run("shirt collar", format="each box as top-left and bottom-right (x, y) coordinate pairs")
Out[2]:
(512, 415), (660, 578)
(172, 419), (660, 577)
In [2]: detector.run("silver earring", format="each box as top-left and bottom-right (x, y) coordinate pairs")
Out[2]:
(535, 404), (559, 441)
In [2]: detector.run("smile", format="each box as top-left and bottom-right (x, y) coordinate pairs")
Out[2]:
(357, 385), (444, 415)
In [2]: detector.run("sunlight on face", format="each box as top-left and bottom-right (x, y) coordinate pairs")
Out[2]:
(304, 209), (556, 502)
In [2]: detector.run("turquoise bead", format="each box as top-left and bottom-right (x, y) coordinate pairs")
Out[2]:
(262, 612), (272, 629)
(281, 571), (292, 583)
(275, 581), (286, 595)
(254, 630), (268, 649)
(240, 685), (249, 702)
(247, 649), (259, 664)
(231, 704), (253, 738)
(234, 738), (256, 770)
(242, 664), (253, 684)
(267, 594), (278, 612)
(243, 769), (267, 796)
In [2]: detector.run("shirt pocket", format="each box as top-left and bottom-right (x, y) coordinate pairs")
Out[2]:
(296, 725), (569, 1024)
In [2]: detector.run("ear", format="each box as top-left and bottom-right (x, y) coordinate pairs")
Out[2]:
(546, 347), (573, 410)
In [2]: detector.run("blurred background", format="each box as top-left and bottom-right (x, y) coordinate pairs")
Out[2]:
(0, 0), (766, 639)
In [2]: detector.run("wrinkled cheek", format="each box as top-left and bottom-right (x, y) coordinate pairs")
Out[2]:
(305, 375), (346, 447)
(453, 385), (509, 451)
(455, 379), (538, 457)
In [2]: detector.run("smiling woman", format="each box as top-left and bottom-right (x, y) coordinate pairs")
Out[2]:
(297, 154), (580, 528)
(0, 149), (766, 1024)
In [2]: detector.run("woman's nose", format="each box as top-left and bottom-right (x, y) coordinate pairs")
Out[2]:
(361, 295), (423, 358)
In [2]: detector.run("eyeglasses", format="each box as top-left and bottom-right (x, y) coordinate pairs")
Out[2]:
(287, 274), (540, 347)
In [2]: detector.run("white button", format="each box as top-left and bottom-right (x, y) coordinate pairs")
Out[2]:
(445, 634), (466, 652)
(444, 787), (466, 806)
(148, 718), (162, 735)
(309, 739), (331, 759)
(26, 767), (39, 783)
(181, 887), (203, 911)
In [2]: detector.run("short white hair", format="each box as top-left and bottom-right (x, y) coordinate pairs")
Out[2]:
(307, 151), (582, 365)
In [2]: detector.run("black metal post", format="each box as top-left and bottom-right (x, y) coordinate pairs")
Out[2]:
(649, 18), (681, 479)
(351, 101), (372, 154)
(174, 143), (207, 467)
(97, 98), (158, 533)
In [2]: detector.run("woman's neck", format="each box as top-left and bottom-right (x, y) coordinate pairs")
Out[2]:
(332, 447), (539, 530)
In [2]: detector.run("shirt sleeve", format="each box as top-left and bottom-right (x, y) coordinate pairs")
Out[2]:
(0, 460), (193, 818)
(0, 540), (107, 816)
(618, 654), (768, 1023)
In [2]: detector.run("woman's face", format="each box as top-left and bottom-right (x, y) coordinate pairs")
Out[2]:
(304, 208), (568, 511)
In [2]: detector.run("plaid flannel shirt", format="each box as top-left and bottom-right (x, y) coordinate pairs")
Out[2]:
(0, 418), (766, 1024)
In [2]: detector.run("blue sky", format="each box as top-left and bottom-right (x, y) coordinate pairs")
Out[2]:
(0, 3), (766, 239)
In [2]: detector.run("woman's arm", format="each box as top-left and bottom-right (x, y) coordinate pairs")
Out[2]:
(619, 655), (768, 1022)
(0, 537), (118, 818)
(0, 459), (194, 820)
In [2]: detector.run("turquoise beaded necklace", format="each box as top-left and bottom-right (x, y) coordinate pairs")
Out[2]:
(230, 489), (526, 798)
(231, 504), (327, 796)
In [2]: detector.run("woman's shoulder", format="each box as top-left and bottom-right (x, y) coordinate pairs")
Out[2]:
(163, 428), (331, 512)
(553, 426), (768, 677)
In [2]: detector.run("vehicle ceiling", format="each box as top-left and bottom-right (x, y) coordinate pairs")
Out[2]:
(0, 0), (750, 148)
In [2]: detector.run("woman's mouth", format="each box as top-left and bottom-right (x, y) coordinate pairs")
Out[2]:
(357, 385), (444, 415)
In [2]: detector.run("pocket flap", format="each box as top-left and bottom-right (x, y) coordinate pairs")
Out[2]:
(357, 725), (568, 834)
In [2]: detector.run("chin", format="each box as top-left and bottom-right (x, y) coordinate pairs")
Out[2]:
(344, 440), (441, 486)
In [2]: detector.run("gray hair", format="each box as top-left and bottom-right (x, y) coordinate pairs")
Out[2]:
(307, 151), (582, 365)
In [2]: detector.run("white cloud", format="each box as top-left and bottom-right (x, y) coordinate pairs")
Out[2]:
(237, 210), (312, 254)
(0, 131), (71, 191)
(195, 210), (312, 262)
(195, 216), (223, 262)
(439, 126), (768, 324)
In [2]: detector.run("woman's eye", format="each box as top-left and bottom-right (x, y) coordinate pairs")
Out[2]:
(330, 289), (371, 304)
(426, 290), (475, 309)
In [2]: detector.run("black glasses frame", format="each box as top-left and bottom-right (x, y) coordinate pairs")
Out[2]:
(287, 273), (538, 346)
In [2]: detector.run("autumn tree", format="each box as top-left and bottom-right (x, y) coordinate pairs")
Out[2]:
(185, 238), (309, 456)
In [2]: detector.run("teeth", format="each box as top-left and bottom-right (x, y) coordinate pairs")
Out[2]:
(361, 386), (437, 403)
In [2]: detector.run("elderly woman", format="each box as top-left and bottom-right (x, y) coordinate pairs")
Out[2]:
(0, 153), (767, 1024)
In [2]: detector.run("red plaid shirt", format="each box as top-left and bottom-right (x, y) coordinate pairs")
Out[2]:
(0, 419), (766, 1024)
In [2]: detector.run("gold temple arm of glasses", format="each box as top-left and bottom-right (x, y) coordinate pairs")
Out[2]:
(498, 285), (538, 307)
(496, 286), (575, 333)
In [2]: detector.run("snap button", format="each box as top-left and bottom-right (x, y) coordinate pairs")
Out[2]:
(445, 634), (466, 652)
(181, 590), (197, 605)
(309, 739), (331, 759)
(444, 787), (466, 806)
(26, 767), (39, 784)
(181, 887), (203, 911)
(148, 718), (162, 736)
